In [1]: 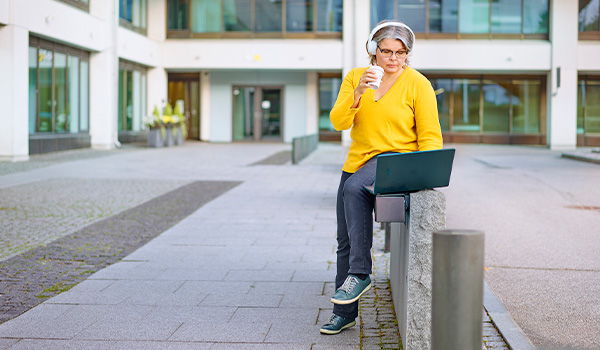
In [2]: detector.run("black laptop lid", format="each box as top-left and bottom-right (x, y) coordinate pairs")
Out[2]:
(371, 148), (455, 194)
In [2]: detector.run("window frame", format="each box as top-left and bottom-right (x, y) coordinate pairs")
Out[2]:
(118, 59), (148, 133)
(371, 0), (549, 40)
(119, 0), (148, 35)
(56, 0), (89, 12)
(578, 0), (600, 40)
(166, 0), (343, 39)
(426, 73), (547, 144)
(29, 36), (90, 135)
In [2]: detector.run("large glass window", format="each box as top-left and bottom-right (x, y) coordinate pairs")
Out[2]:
(371, 0), (549, 38)
(318, 75), (342, 141)
(513, 80), (540, 133)
(167, 0), (342, 37)
(118, 61), (147, 133)
(578, 78), (600, 135)
(429, 76), (543, 137)
(29, 38), (90, 135)
(482, 79), (511, 132)
(579, 0), (600, 39)
(120, 0), (148, 34)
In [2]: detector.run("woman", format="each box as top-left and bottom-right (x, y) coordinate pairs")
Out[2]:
(320, 21), (443, 335)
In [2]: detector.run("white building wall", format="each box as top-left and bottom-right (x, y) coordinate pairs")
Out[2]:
(0, 24), (29, 161)
(160, 39), (342, 70)
(0, 0), (9, 25)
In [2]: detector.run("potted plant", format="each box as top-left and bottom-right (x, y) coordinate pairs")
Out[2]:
(172, 103), (187, 145)
(162, 103), (176, 147)
(145, 106), (165, 147)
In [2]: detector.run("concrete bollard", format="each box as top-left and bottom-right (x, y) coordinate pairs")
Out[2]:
(431, 230), (484, 350)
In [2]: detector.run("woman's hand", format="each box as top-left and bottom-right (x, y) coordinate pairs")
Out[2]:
(352, 69), (379, 108)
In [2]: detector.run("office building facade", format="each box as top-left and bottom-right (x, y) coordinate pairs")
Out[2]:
(1, 0), (599, 160)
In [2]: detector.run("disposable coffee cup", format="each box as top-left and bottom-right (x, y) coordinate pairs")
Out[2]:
(368, 66), (384, 89)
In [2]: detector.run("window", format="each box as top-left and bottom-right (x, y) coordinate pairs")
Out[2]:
(578, 77), (600, 135)
(120, 0), (148, 34)
(57, 0), (89, 11)
(318, 74), (342, 142)
(29, 37), (90, 135)
(429, 76), (544, 138)
(167, 0), (343, 38)
(371, 0), (549, 39)
(579, 0), (600, 39)
(118, 60), (147, 134)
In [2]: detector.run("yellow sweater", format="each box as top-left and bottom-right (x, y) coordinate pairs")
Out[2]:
(330, 66), (443, 173)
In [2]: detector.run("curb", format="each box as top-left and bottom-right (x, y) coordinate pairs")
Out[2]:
(484, 282), (536, 350)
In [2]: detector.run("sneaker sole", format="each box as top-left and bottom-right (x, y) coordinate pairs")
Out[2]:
(330, 282), (372, 305)
(319, 320), (356, 335)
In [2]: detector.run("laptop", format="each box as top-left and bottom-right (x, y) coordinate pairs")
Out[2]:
(365, 148), (455, 195)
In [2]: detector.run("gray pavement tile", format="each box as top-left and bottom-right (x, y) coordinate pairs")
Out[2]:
(0, 304), (94, 339)
(224, 270), (294, 282)
(121, 289), (207, 307)
(57, 304), (155, 324)
(248, 281), (325, 296)
(211, 344), (310, 350)
(300, 252), (336, 263)
(67, 279), (116, 293)
(291, 270), (336, 282)
(200, 293), (282, 308)
(264, 323), (358, 345)
(311, 345), (359, 350)
(74, 319), (183, 341)
(7, 339), (114, 350)
(229, 307), (318, 325)
(279, 295), (332, 309)
(176, 281), (256, 295)
(199, 260), (266, 270)
(253, 238), (308, 246)
(145, 306), (237, 323)
(43, 290), (130, 305)
(0, 339), (19, 349)
(168, 322), (270, 342)
(263, 261), (331, 270)
(154, 268), (230, 281)
(87, 263), (164, 280)
(109, 341), (214, 350)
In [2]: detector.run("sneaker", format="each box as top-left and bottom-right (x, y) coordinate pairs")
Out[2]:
(320, 314), (356, 335)
(330, 274), (371, 305)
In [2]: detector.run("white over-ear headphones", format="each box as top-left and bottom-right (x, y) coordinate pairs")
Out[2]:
(366, 22), (415, 55)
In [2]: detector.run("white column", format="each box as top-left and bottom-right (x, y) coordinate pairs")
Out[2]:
(147, 0), (166, 42)
(200, 71), (211, 141)
(89, 0), (119, 149)
(0, 24), (29, 161)
(147, 67), (167, 120)
(547, 0), (578, 150)
(306, 71), (318, 136)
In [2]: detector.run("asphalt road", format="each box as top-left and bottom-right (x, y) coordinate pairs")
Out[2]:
(440, 144), (600, 350)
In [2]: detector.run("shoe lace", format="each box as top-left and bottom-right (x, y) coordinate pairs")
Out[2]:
(339, 276), (359, 294)
(327, 314), (338, 324)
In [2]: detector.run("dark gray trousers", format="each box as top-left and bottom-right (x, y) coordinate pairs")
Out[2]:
(333, 156), (377, 320)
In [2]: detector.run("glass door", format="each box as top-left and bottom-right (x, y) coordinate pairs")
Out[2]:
(233, 86), (282, 141)
(168, 73), (200, 140)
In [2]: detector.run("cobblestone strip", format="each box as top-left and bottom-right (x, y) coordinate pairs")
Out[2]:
(0, 180), (240, 324)
(359, 227), (402, 350)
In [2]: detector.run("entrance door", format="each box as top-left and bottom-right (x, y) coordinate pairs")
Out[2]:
(168, 74), (200, 140)
(233, 86), (282, 141)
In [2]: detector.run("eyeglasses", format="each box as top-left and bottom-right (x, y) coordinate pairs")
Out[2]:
(377, 46), (408, 59)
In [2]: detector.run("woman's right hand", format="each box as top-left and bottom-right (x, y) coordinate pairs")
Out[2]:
(353, 69), (378, 107)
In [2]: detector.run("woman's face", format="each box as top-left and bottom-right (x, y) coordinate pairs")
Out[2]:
(375, 38), (408, 74)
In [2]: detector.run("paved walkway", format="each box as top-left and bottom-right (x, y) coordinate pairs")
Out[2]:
(0, 142), (513, 349)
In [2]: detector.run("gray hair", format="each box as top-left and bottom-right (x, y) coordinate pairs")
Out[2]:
(368, 20), (414, 66)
